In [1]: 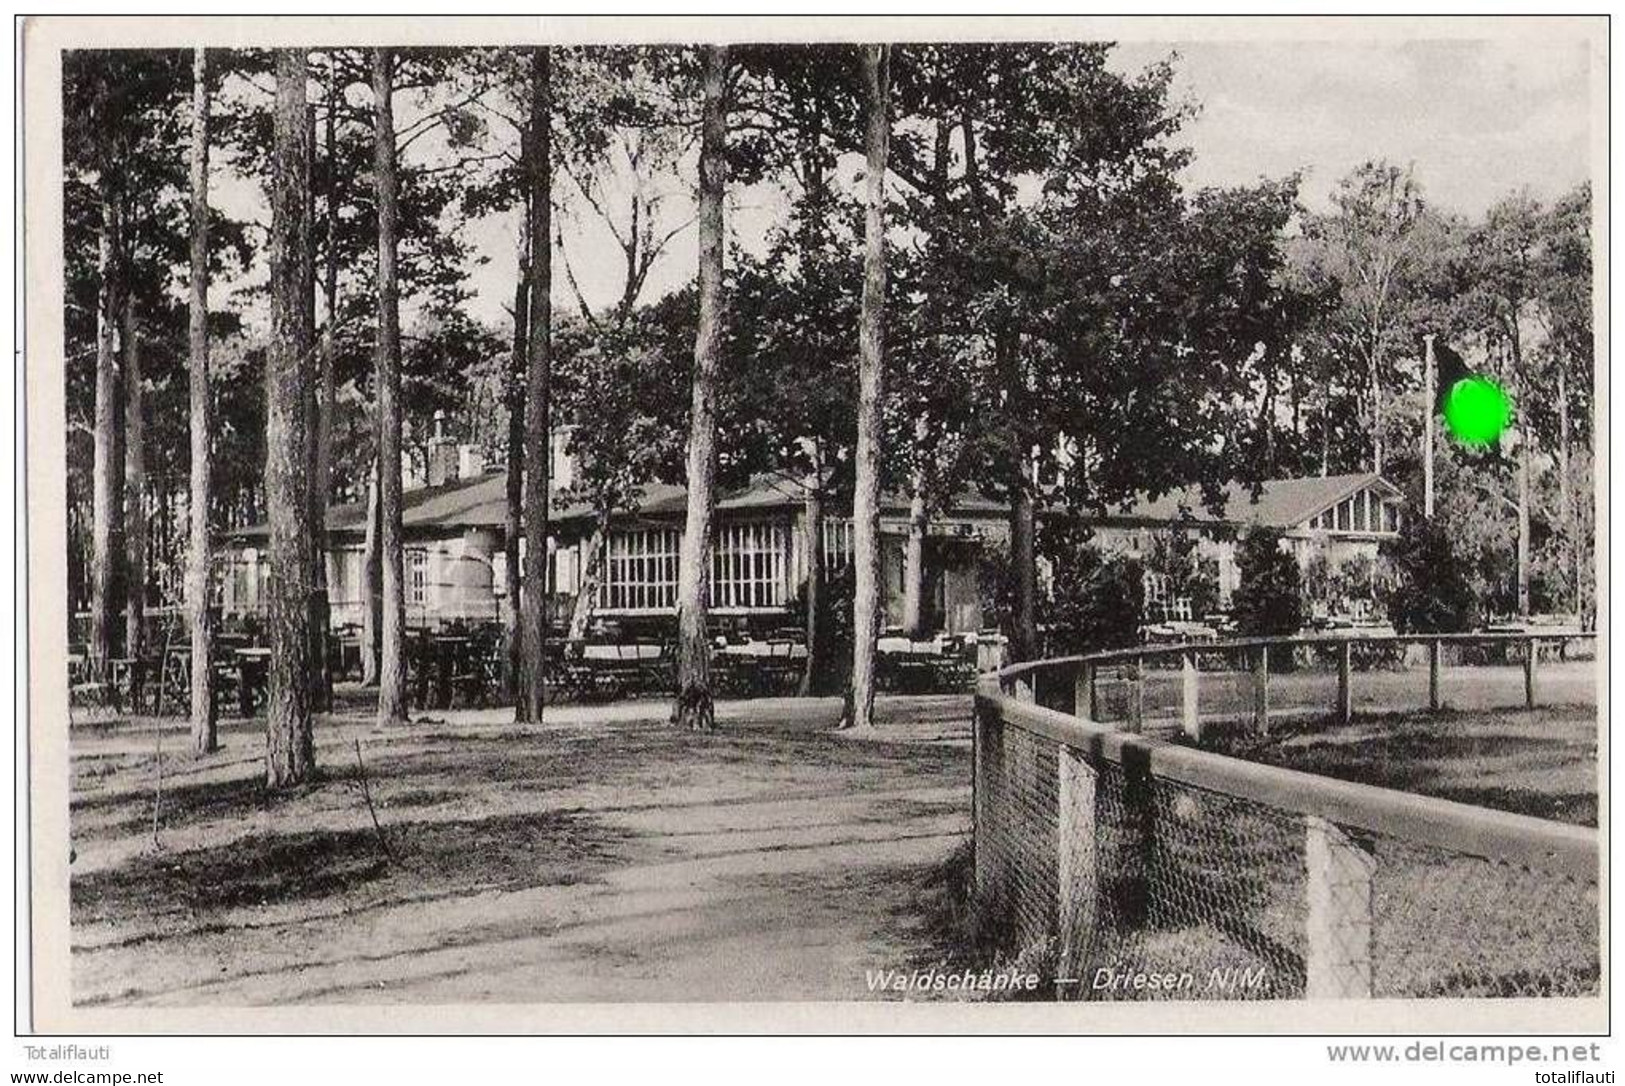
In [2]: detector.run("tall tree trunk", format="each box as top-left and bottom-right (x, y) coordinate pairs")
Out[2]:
(1290, 370), (1302, 446)
(504, 234), (529, 698)
(1319, 388), (1331, 477)
(90, 152), (120, 665)
(316, 62), (340, 703)
(1368, 341), (1385, 474)
(672, 44), (729, 733)
(902, 416), (928, 638)
(1558, 365), (1577, 614)
(186, 46), (216, 753)
(1517, 431), (1532, 619)
(567, 510), (609, 642)
(265, 48), (315, 788)
(304, 98), (330, 713)
(122, 289), (145, 663)
(798, 478), (822, 696)
(1010, 478), (1038, 661)
(372, 47), (409, 726)
(318, 54), (338, 540)
(844, 44), (891, 732)
(1509, 334), (1530, 619)
(519, 48), (553, 724)
(360, 459), (382, 685)
(1002, 328), (1038, 663)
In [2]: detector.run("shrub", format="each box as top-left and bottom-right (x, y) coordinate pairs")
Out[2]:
(793, 565), (854, 694)
(981, 524), (1145, 654)
(976, 542), (1016, 639)
(1230, 526), (1304, 636)
(1147, 530), (1220, 620)
(1382, 515), (1478, 633)
(1043, 534), (1144, 654)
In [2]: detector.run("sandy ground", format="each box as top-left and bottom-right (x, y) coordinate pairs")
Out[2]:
(70, 695), (974, 1006)
(67, 661), (1599, 1007)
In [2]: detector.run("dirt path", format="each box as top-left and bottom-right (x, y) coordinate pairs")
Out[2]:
(69, 696), (973, 1006)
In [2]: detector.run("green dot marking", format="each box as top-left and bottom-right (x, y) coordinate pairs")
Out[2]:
(1442, 376), (1512, 446)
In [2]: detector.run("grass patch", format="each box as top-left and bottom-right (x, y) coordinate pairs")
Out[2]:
(72, 803), (636, 928)
(1214, 706), (1599, 827)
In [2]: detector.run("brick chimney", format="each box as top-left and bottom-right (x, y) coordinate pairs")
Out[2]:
(550, 425), (577, 491)
(427, 411), (459, 487)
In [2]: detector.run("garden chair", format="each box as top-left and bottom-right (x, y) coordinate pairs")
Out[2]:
(70, 655), (114, 713)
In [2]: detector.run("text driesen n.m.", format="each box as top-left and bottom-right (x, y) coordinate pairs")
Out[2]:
(1091, 967), (1269, 993)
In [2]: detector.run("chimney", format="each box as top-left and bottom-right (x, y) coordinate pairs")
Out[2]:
(458, 444), (485, 479)
(550, 426), (576, 491)
(427, 410), (459, 487)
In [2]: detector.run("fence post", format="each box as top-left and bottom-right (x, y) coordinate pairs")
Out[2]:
(1336, 641), (1352, 725)
(1251, 645), (1270, 736)
(1524, 637), (1540, 709)
(1128, 656), (1144, 733)
(1074, 663), (1095, 722)
(1056, 744), (1098, 989)
(1427, 638), (1442, 711)
(1305, 816), (1376, 998)
(1181, 648), (1200, 740)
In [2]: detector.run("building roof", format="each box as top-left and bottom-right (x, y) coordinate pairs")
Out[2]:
(228, 468), (1393, 543)
(1103, 473), (1400, 530)
(229, 471), (588, 543)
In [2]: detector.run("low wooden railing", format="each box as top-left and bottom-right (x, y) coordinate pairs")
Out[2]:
(999, 631), (1596, 740)
(971, 631), (1601, 1000)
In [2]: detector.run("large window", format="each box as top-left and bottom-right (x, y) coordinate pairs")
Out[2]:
(1315, 489), (1399, 535)
(712, 522), (788, 610)
(605, 528), (680, 611)
(822, 517), (854, 572)
(408, 548), (429, 606)
(601, 521), (792, 612)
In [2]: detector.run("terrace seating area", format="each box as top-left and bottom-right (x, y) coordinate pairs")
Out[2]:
(69, 622), (268, 719)
(69, 604), (990, 719)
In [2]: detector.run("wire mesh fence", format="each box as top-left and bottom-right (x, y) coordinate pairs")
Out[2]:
(975, 634), (1600, 1002)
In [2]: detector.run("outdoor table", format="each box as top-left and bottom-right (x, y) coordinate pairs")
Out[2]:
(718, 640), (808, 659)
(717, 640), (805, 695)
(578, 642), (668, 697)
(235, 647), (271, 717)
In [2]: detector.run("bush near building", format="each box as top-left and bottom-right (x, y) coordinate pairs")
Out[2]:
(1230, 526), (1304, 636)
(1382, 515), (1479, 633)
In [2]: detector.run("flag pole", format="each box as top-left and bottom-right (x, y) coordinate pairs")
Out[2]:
(1423, 333), (1436, 518)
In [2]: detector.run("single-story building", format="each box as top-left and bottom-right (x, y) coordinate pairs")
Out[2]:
(222, 425), (1402, 635)
(1089, 472), (1405, 612)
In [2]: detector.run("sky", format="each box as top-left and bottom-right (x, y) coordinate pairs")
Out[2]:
(214, 36), (1598, 331)
(1108, 38), (1594, 214)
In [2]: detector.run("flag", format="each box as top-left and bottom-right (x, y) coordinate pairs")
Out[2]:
(1432, 340), (1474, 415)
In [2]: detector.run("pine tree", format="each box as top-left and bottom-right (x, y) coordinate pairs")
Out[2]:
(264, 48), (316, 788)
(844, 44), (891, 731)
(186, 46), (217, 752)
(672, 45), (729, 733)
(372, 47), (409, 726)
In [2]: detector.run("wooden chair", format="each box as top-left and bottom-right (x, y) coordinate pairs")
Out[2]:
(70, 655), (114, 713)
(450, 627), (504, 708)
